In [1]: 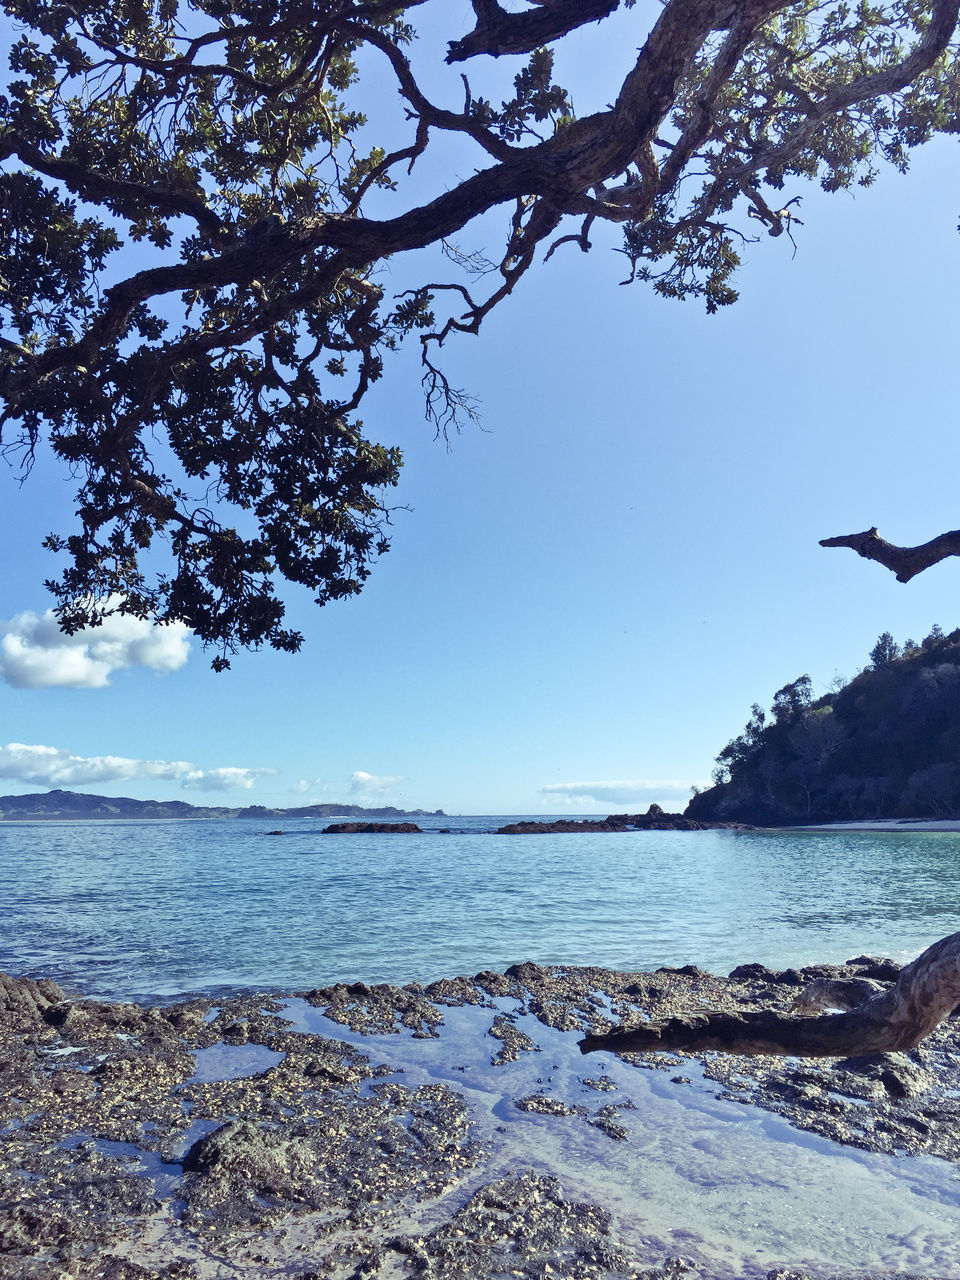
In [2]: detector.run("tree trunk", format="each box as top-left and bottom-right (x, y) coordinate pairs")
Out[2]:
(579, 931), (960, 1058)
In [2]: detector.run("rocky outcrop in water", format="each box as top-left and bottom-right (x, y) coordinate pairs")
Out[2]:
(497, 805), (754, 834)
(322, 821), (423, 833)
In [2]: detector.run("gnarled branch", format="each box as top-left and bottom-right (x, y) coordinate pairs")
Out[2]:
(580, 930), (960, 1058)
(819, 527), (960, 583)
(447, 0), (620, 63)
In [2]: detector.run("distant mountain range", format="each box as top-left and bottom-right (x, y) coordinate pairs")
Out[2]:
(0, 789), (445, 822)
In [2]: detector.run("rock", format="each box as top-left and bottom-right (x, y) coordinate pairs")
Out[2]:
(607, 806), (753, 830)
(496, 819), (629, 834)
(322, 821), (422, 833)
(497, 809), (754, 833)
(728, 962), (780, 982)
(834, 1051), (932, 1098)
(515, 1094), (582, 1117)
(845, 955), (903, 982)
(183, 1119), (309, 1182)
(0, 972), (66, 1027)
(488, 1013), (539, 1064)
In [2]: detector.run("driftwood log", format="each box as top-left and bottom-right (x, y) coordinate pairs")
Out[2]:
(579, 931), (960, 1058)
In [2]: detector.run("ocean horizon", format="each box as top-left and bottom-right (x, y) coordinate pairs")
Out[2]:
(4, 816), (960, 1003)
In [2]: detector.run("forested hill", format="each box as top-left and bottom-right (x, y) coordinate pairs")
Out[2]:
(0, 791), (444, 822)
(685, 626), (960, 825)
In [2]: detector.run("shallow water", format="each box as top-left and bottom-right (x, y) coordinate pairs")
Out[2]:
(3, 816), (960, 999)
(276, 997), (960, 1280)
(8, 817), (960, 1278)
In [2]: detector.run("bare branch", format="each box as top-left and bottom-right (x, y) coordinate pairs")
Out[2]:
(581, 930), (960, 1058)
(345, 23), (516, 162)
(820, 527), (960, 583)
(447, 0), (620, 63)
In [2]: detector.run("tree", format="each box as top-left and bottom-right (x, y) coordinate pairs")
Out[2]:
(770, 674), (812, 724)
(869, 630), (900, 668)
(3, 0), (960, 662)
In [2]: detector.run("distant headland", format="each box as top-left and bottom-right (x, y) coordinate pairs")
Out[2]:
(687, 623), (960, 826)
(0, 789), (445, 822)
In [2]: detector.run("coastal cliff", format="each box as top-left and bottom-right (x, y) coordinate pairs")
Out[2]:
(686, 624), (960, 825)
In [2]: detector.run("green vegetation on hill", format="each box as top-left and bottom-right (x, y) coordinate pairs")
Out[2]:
(0, 790), (444, 822)
(686, 625), (960, 825)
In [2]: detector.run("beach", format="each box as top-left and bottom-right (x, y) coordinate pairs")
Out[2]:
(6, 951), (960, 1280)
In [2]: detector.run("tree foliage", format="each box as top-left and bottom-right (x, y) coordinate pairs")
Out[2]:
(691, 624), (960, 822)
(3, 0), (960, 660)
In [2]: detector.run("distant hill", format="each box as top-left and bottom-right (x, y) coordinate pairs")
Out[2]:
(0, 789), (445, 822)
(686, 625), (960, 825)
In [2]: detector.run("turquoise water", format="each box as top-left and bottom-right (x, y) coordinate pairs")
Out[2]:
(3, 816), (960, 1001)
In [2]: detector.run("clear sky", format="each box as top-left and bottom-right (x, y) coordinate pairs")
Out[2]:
(1, 4), (959, 815)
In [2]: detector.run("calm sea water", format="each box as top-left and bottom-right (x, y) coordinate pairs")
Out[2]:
(3, 816), (960, 1003)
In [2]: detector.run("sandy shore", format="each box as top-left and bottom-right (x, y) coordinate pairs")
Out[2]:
(794, 819), (960, 832)
(4, 956), (960, 1280)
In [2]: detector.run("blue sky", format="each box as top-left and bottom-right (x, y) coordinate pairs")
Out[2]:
(1, 5), (959, 814)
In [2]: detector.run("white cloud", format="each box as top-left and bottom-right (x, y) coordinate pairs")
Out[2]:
(182, 767), (273, 792)
(350, 770), (404, 798)
(0, 604), (190, 689)
(0, 743), (193, 788)
(0, 743), (271, 792)
(539, 779), (705, 809)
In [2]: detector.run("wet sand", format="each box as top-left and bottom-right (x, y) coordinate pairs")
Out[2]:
(4, 955), (960, 1280)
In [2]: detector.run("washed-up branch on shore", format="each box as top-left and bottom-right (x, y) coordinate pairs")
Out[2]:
(580, 930), (960, 1058)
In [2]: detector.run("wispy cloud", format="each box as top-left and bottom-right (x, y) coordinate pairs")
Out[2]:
(0, 604), (190, 689)
(539, 779), (703, 809)
(350, 770), (403, 800)
(0, 743), (271, 792)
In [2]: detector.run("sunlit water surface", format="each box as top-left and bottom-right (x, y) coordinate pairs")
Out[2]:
(8, 818), (960, 1278)
(3, 816), (960, 1001)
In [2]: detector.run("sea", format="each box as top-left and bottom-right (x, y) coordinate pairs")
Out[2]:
(3, 815), (960, 1002)
(8, 816), (960, 1278)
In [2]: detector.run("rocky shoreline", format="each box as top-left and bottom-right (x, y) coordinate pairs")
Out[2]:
(4, 956), (960, 1280)
(496, 806), (755, 834)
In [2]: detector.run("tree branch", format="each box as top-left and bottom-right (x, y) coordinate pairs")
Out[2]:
(447, 0), (620, 63)
(819, 527), (960, 583)
(726, 0), (960, 184)
(580, 930), (960, 1057)
(343, 23), (516, 161)
(657, 16), (761, 193)
(2, 0), (759, 401)
(1, 136), (226, 239)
